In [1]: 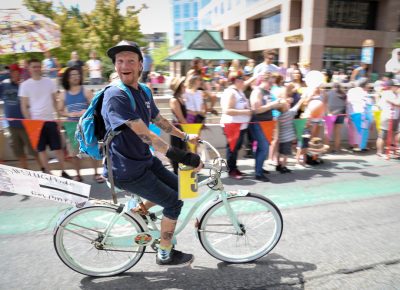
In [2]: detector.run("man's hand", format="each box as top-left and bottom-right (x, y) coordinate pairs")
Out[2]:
(187, 134), (201, 145)
(193, 160), (204, 173)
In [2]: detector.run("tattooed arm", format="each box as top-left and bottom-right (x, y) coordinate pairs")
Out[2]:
(152, 113), (186, 140)
(126, 118), (169, 154)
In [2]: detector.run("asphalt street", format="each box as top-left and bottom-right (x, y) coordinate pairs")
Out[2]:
(0, 150), (399, 290)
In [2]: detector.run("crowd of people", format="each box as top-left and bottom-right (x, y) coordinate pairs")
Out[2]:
(167, 49), (400, 182)
(1, 48), (399, 184)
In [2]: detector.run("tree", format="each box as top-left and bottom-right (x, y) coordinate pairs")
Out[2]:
(152, 39), (170, 73)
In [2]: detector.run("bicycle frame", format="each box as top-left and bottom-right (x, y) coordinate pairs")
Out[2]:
(68, 140), (248, 250)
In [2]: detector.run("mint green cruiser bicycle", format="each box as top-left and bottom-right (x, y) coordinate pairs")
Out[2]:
(53, 140), (283, 277)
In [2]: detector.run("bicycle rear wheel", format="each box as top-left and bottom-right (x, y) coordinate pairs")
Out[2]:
(54, 205), (145, 276)
(198, 193), (283, 263)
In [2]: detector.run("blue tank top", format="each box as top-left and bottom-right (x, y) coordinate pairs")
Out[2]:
(65, 87), (88, 121)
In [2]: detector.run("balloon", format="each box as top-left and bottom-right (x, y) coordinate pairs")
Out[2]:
(307, 100), (325, 118)
(305, 70), (324, 88)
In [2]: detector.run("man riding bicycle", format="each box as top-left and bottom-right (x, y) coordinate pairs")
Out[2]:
(103, 40), (202, 266)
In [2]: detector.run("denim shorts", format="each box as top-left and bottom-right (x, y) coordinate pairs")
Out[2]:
(114, 157), (183, 220)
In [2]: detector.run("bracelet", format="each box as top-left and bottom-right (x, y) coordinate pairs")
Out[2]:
(182, 133), (189, 142)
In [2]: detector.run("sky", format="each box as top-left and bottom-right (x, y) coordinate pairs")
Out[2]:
(0, 0), (172, 34)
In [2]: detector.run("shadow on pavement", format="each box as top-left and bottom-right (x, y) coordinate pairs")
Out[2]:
(79, 253), (316, 290)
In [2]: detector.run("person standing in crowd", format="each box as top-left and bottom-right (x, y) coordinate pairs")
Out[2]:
(350, 63), (368, 81)
(19, 59), (71, 178)
(67, 51), (85, 74)
(299, 62), (310, 77)
(42, 50), (60, 84)
(346, 78), (369, 151)
(169, 76), (188, 174)
(214, 60), (228, 91)
(327, 83), (347, 153)
(228, 59), (241, 74)
(376, 79), (400, 157)
(267, 73), (284, 165)
(220, 71), (252, 180)
(58, 66), (104, 182)
(276, 94), (306, 173)
(0, 64), (41, 170)
(244, 59), (255, 76)
(285, 63), (299, 83)
(253, 49), (279, 77)
(385, 48), (400, 80)
(249, 74), (281, 181)
(86, 50), (103, 85)
(184, 75), (206, 124)
(186, 57), (218, 115)
(140, 47), (153, 84)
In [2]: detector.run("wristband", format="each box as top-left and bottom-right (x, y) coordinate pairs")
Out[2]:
(181, 133), (189, 142)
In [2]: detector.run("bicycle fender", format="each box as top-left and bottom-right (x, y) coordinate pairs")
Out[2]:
(194, 190), (250, 238)
(53, 201), (95, 234)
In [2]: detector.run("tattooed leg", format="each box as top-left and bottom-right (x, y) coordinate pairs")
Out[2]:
(160, 216), (178, 247)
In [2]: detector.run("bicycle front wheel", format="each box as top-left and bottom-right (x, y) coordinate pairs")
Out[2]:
(54, 205), (145, 276)
(198, 193), (283, 263)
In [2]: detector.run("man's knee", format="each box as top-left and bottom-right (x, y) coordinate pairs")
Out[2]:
(163, 199), (183, 220)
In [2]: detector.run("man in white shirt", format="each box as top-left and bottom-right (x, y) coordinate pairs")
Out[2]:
(86, 51), (102, 85)
(346, 78), (370, 151)
(376, 79), (400, 156)
(19, 59), (71, 178)
(253, 49), (279, 77)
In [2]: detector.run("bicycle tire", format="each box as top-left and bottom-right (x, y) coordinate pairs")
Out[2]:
(54, 205), (145, 276)
(197, 193), (283, 263)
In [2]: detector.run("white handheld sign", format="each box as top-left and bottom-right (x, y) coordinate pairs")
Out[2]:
(0, 164), (90, 205)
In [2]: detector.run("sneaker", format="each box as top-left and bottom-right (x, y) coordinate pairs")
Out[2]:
(236, 169), (247, 176)
(281, 167), (292, 173)
(255, 174), (270, 182)
(262, 169), (270, 174)
(156, 249), (194, 267)
(61, 171), (72, 179)
(229, 169), (243, 180)
(276, 164), (283, 172)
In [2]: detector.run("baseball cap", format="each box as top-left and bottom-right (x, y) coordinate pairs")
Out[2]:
(107, 40), (143, 63)
(6, 63), (22, 73)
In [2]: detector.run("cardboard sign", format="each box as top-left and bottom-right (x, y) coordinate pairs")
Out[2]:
(0, 164), (90, 205)
(178, 165), (198, 199)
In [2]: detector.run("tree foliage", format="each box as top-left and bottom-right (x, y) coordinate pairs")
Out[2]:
(152, 39), (170, 73)
(1, 0), (147, 78)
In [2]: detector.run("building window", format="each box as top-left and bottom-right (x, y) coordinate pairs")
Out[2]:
(323, 47), (362, 73)
(327, 0), (377, 30)
(183, 3), (190, 18)
(184, 21), (191, 31)
(233, 26), (240, 40)
(254, 11), (281, 38)
(174, 5), (181, 18)
(220, 2), (224, 14)
(193, 2), (198, 17)
(201, 0), (211, 9)
(174, 22), (182, 35)
(194, 20), (199, 29)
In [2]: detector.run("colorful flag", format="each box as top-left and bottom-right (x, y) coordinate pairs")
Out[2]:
(293, 119), (308, 141)
(63, 121), (78, 151)
(259, 121), (276, 143)
(180, 123), (203, 152)
(22, 120), (45, 150)
(223, 123), (241, 152)
(323, 115), (337, 141)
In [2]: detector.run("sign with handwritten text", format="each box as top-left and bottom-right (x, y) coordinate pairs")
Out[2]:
(0, 164), (90, 205)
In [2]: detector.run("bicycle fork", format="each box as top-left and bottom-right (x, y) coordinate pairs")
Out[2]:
(221, 192), (246, 235)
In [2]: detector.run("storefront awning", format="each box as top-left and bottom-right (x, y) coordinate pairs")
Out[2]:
(167, 29), (248, 61)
